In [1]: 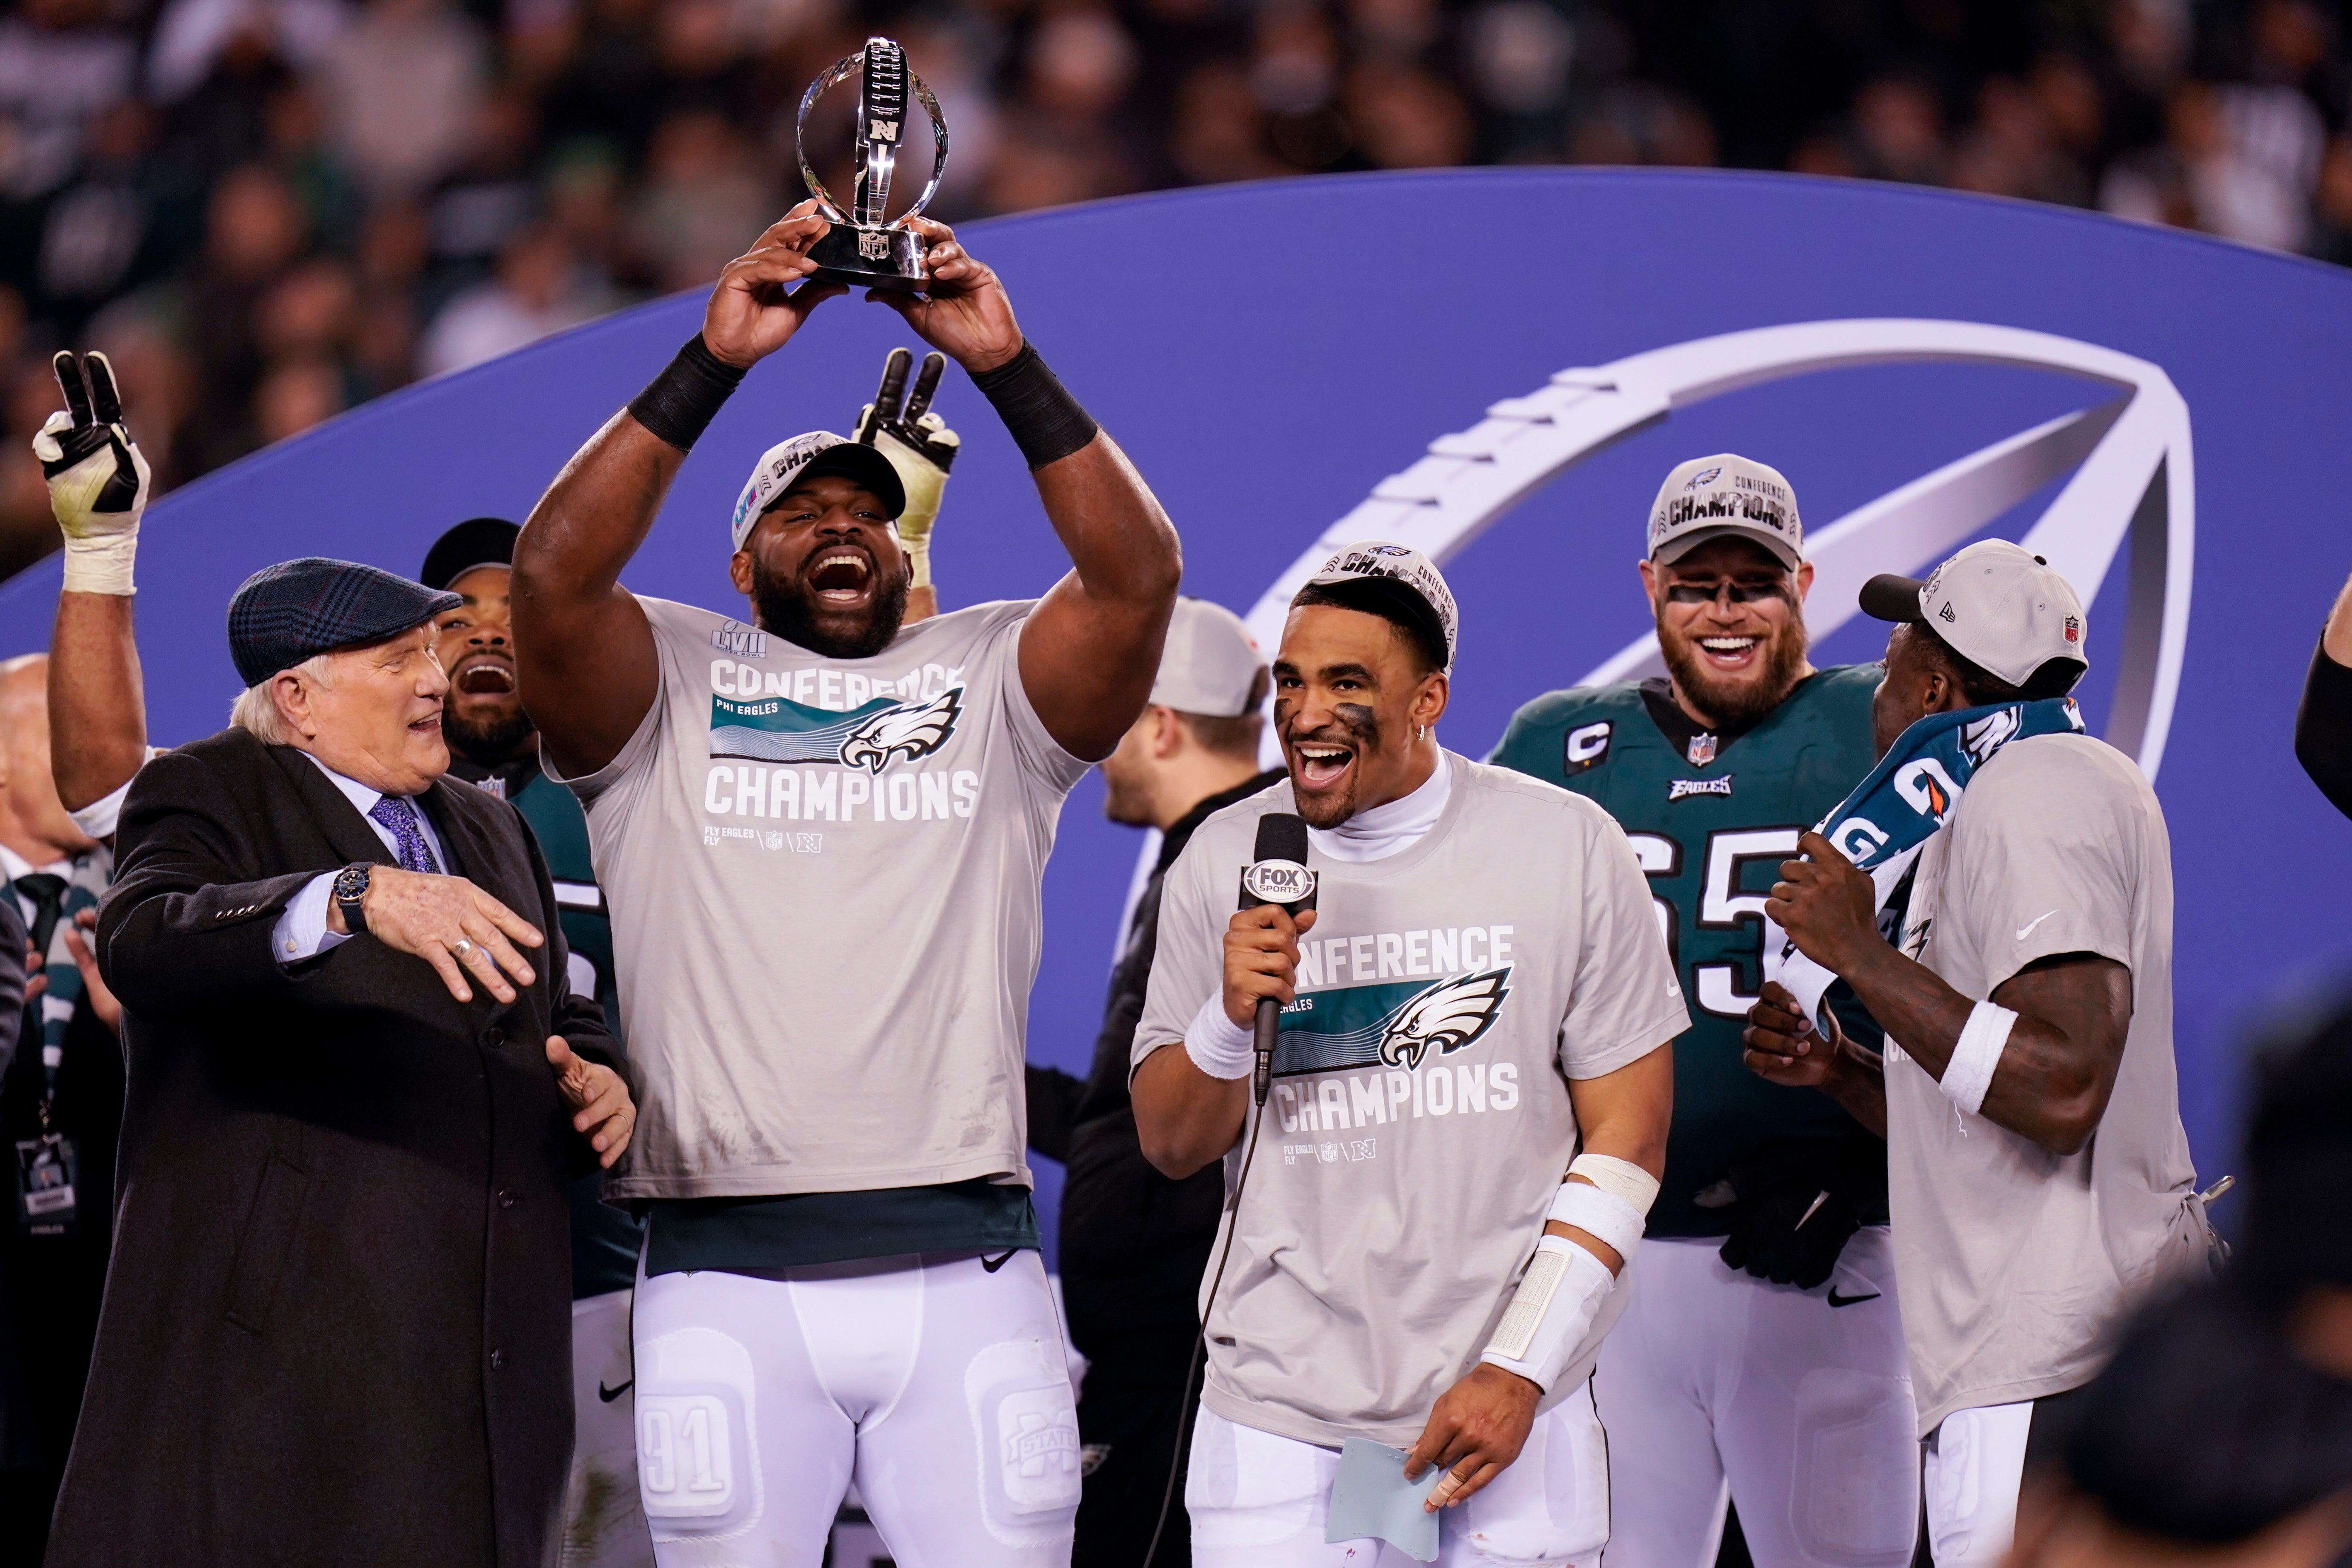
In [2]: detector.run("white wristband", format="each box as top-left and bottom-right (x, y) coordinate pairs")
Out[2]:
(1940, 1000), (2016, 1117)
(60, 532), (136, 595)
(1185, 991), (1257, 1081)
(1480, 1234), (1615, 1392)
(1549, 1178), (1646, 1263)
(1567, 1153), (1659, 1217)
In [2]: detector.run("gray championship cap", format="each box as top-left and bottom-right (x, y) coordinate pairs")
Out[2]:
(1298, 541), (1458, 672)
(1859, 538), (2087, 695)
(1151, 598), (1266, 716)
(1647, 454), (1803, 570)
(728, 432), (907, 551)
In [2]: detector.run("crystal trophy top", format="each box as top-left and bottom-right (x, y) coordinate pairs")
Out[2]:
(797, 37), (950, 292)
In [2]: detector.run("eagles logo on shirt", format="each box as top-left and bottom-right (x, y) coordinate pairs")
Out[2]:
(840, 689), (962, 773)
(710, 686), (963, 772)
(1377, 969), (1512, 1068)
(1275, 965), (1514, 1077)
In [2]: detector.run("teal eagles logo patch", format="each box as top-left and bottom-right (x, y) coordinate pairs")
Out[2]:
(710, 686), (963, 772)
(1275, 966), (1512, 1075)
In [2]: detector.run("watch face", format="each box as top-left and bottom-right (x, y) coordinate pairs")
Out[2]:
(333, 865), (369, 902)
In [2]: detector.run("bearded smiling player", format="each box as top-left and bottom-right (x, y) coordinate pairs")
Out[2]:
(509, 201), (1180, 1565)
(1489, 456), (1918, 1567)
(423, 351), (960, 1565)
(1132, 546), (1682, 1565)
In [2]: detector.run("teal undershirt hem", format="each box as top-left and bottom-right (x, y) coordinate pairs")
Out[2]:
(643, 1179), (1040, 1275)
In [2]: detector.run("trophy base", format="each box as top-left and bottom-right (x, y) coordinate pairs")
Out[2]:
(809, 223), (928, 292)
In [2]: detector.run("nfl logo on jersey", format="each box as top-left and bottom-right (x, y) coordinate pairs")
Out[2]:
(1687, 734), (1718, 767)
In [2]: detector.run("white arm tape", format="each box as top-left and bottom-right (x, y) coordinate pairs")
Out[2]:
(1185, 991), (1257, 1080)
(1548, 1178), (1646, 1263)
(60, 532), (137, 595)
(1567, 1153), (1659, 1216)
(1480, 1234), (1615, 1391)
(1940, 1000), (2015, 1117)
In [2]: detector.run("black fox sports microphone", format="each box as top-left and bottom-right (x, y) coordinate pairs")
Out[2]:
(1238, 813), (1316, 1107)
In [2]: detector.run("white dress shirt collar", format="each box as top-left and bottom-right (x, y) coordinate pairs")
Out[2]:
(0, 842), (73, 884)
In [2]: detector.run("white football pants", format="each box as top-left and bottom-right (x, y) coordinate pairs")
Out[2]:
(1186, 1385), (1612, 1566)
(1920, 1401), (2034, 1567)
(1592, 1228), (1918, 1568)
(564, 1288), (657, 1567)
(630, 1248), (1081, 1568)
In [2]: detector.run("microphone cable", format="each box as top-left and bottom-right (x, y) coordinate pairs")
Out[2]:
(1144, 811), (1309, 1568)
(1141, 1081), (1269, 1568)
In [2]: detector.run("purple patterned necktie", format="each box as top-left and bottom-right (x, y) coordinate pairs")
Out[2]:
(367, 794), (438, 874)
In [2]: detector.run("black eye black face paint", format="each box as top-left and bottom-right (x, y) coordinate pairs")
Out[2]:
(1334, 704), (1381, 748)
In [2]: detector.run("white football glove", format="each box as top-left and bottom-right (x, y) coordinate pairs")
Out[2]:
(34, 350), (150, 596)
(855, 348), (958, 589)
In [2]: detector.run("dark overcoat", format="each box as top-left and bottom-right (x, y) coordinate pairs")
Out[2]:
(48, 728), (622, 1568)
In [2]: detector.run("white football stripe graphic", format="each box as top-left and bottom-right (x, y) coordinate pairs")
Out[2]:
(1241, 319), (2192, 780)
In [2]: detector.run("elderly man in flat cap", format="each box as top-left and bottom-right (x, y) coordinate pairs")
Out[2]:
(47, 557), (636, 1568)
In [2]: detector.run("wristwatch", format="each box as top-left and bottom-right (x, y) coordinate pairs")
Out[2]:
(332, 863), (372, 935)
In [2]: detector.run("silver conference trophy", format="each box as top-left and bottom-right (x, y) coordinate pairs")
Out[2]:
(797, 36), (950, 292)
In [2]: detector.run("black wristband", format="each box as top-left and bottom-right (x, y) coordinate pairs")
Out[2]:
(628, 334), (749, 453)
(969, 342), (1099, 470)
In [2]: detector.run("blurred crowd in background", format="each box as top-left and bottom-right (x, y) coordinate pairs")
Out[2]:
(0, 0), (2343, 577)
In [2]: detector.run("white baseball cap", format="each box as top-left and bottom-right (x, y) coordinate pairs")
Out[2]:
(728, 431), (906, 552)
(1646, 454), (1803, 570)
(1860, 538), (2088, 694)
(1149, 598), (1265, 717)
(1297, 541), (1458, 671)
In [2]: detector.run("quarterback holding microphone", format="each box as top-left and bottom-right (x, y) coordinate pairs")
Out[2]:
(511, 202), (1180, 1563)
(1131, 546), (1683, 1564)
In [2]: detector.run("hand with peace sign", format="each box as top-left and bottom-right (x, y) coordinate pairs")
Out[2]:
(34, 351), (151, 597)
(854, 347), (959, 614)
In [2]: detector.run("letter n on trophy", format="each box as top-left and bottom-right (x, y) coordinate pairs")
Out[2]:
(797, 37), (950, 292)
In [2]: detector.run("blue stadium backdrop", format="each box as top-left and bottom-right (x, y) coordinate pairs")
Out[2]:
(6, 168), (2349, 1264)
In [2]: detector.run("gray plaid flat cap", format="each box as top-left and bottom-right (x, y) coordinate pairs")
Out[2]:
(227, 557), (462, 687)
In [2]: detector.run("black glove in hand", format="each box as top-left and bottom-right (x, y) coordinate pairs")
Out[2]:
(1716, 1138), (1876, 1290)
(1718, 1177), (1861, 1289)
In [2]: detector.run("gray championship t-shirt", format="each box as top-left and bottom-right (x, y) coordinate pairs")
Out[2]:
(557, 595), (1090, 1201)
(1132, 756), (1689, 1450)
(1888, 733), (2209, 1435)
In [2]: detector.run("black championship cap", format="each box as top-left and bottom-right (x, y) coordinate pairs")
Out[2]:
(420, 517), (521, 591)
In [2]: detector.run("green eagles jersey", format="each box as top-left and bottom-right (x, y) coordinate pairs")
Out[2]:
(453, 752), (642, 1297)
(1489, 663), (1886, 1237)
(513, 769), (618, 1032)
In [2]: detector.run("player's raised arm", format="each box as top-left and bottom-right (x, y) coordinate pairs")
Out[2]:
(875, 217), (1180, 762)
(513, 203), (847, 777)
(40, 350), (154, 814)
